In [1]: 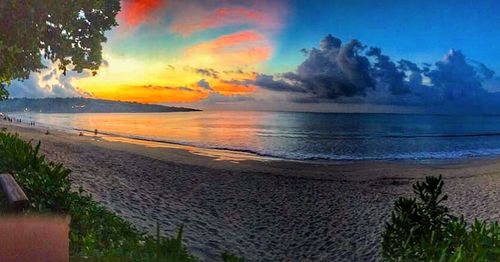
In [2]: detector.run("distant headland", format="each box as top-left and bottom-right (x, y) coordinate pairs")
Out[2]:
(0, 97), (200, 113)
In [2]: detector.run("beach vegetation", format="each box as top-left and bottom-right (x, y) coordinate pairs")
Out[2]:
(0, 130), (199, 261)
(222, 251), (245, 262)
(382, 175), (500, 261)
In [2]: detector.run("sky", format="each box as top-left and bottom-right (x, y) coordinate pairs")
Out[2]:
(10, 0), (500, 113)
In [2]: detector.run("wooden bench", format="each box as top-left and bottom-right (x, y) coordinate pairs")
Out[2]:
(0, 174), (29, 211)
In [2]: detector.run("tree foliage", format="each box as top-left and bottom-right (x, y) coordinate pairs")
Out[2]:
(0, 0), (120, 97)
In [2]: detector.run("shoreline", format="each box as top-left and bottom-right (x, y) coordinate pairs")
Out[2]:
(0, 120), (499, 261)
(5, 117), (500, 179)
(8, 112), (500, 163)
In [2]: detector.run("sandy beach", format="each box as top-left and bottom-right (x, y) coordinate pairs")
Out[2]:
(1, 121), (499, 261)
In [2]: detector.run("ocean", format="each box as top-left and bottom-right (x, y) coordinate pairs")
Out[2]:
(10, 111), (500, 161)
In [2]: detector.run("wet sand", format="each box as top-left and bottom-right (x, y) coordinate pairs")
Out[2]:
(1, 121), (499, 261)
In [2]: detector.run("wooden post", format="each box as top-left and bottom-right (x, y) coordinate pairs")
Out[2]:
(0, 174), (29, 211)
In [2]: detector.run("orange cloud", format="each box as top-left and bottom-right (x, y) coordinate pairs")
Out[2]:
(171, 6), (281, 36)
(118, 0), (168, 28)
(184, 31), (273, 67)
(211, 81), (257, 95)
(95, 85), (209, 104)
(197, 69), (258, 95)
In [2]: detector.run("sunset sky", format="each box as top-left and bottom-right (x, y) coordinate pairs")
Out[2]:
(10, 0), (500, 112)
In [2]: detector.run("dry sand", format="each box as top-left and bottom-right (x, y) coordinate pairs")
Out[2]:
(1, 121), (499, 261)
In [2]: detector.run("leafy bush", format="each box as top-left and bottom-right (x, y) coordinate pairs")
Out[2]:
(222, 251), (245, 262)
(382, 175), (500, 261)
(0, 131), (198, 261)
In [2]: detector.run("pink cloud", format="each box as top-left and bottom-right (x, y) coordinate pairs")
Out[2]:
(118, 0), (168, 28)
(185, 30), (273, 66)
(169, 2), (286, 36)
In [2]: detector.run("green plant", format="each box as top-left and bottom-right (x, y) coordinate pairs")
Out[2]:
(0, 131), (199, 261)
(222, 251), (245, 262)
(382, 175), (500, 261)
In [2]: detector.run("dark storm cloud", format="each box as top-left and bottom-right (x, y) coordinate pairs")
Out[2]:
(197, 79), (212, 90)
(424, 49), (486, 100)
(484, 77), (500, 92)
(194, 68), (219, 79)
(398, 59), (423, 86)
(253, 34), (498, 112)
(468, 60), (495, 80)
(256, 35), (375, 100)
(319, 34), (341, 50)
(366, 47), (409, 95)
(252, 74), (301, 92)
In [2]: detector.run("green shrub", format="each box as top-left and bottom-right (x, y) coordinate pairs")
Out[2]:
(222, 251), (245, 262)
(382, 175), (500, 261)
(0, 131), (198, 261)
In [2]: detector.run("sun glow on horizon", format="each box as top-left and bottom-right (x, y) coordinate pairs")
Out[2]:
(65, 0), (285, 105)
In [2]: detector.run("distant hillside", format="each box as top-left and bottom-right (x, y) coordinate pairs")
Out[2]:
(0, 98), (200, 113)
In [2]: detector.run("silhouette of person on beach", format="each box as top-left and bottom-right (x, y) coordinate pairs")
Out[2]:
(94, 129), (98, 135)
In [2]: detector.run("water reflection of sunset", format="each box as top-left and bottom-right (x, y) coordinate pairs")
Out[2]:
(24, 112), (267, 157)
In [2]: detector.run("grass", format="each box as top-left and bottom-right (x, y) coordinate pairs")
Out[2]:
(382, 175), (500, 261)
(0, 130), (205, 261)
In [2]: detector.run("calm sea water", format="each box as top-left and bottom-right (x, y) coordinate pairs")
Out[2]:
(10, 111), (500, 161)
